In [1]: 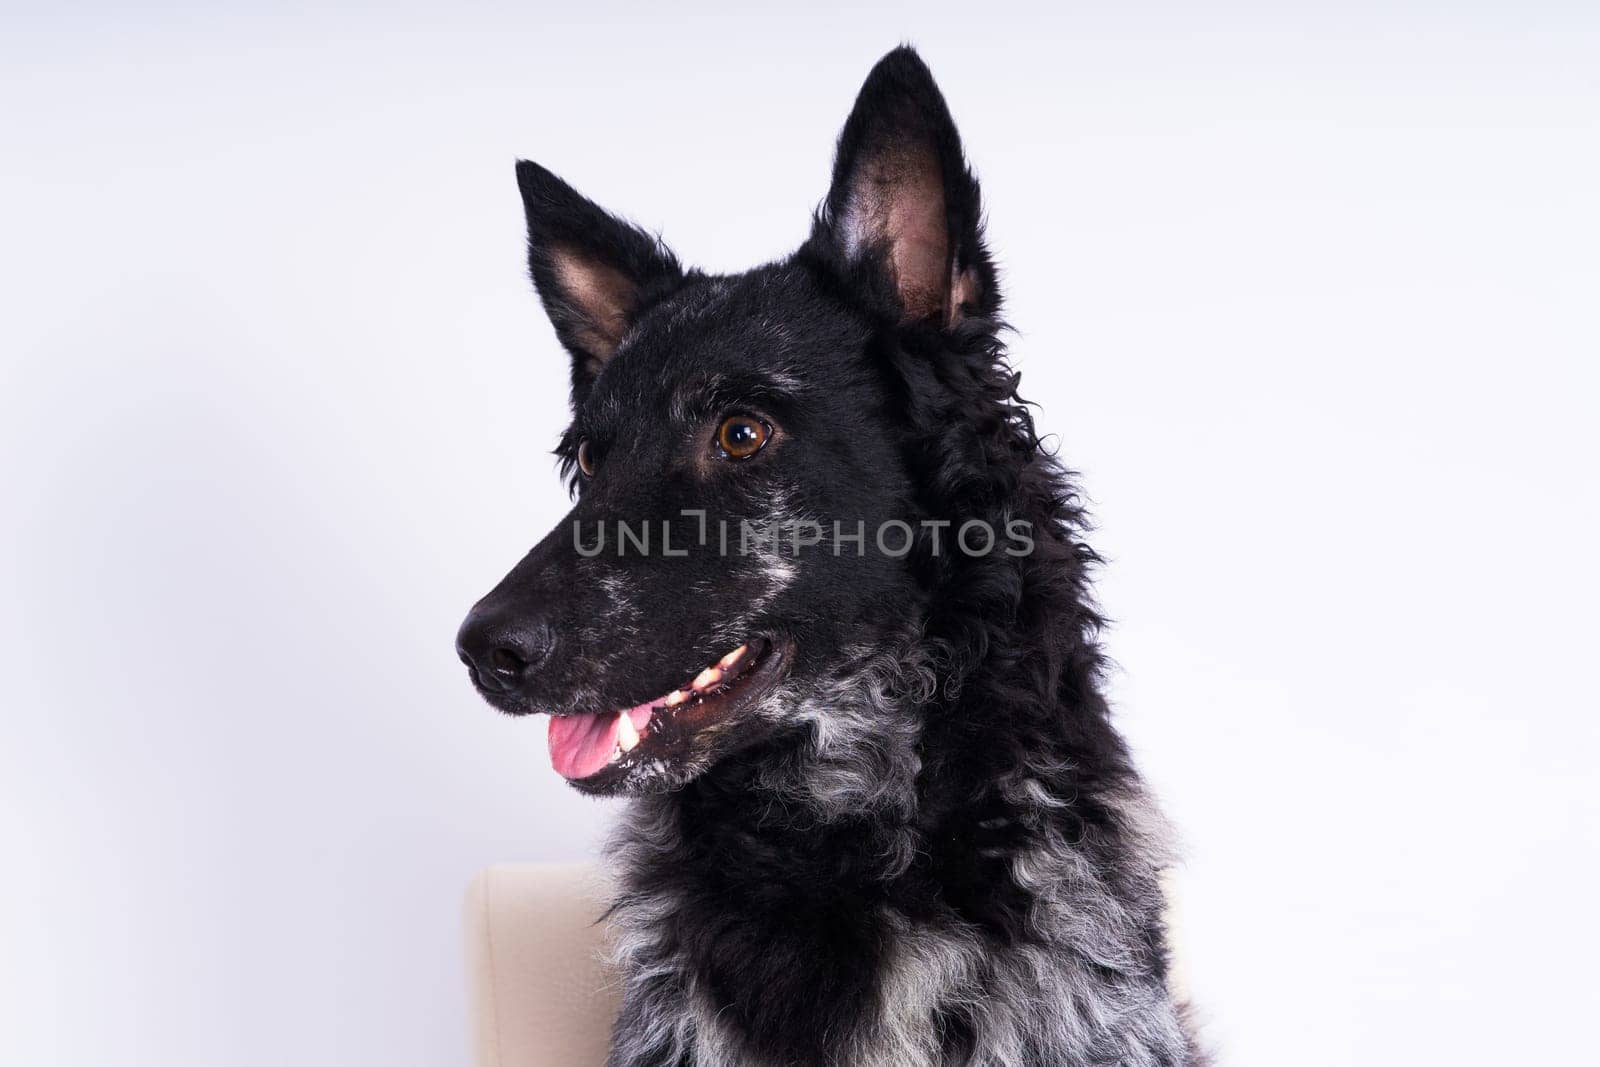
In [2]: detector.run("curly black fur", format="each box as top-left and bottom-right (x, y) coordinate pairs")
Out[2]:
(459, 46), (1205, 1066)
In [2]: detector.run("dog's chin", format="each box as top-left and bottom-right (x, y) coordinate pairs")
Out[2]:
(541, 637), (797, 798)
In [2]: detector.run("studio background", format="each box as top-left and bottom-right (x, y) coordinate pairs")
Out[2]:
(3, 3), (1596, 1065)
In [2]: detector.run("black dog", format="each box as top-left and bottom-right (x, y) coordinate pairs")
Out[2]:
(459, 46), (1203, 1066)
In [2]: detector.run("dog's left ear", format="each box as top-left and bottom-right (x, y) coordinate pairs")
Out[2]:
(809, 46), (998, 328)
(516, 160), (684, 402)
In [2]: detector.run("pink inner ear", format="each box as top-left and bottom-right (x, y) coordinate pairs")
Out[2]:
(882, 148), (949, 321)
(844, 145), (952, 323)
(552, 245), (639, 366)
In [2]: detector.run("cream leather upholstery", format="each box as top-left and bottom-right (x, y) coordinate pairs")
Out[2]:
(463, 864), (620, 1067)
(463, 863), (1190, 1067)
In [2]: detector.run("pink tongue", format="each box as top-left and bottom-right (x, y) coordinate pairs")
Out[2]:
(546, 704), (656, 780)
(548, 711), (623, 780)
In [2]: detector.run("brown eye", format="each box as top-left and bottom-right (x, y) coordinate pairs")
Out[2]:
(715, 415), (770, 460)
(576, 439), (595, 477)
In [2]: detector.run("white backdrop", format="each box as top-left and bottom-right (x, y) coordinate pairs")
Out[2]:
(3, 3), (1596, 1065)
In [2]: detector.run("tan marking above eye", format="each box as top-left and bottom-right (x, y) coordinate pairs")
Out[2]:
(577, 439), (596, 476)
(715, 416), (770, 461)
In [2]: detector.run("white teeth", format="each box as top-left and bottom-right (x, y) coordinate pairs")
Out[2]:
(616, 712), (640, 752)
(719, 645), (748, 669)
(691, 665), (723, 691)
(664, 689), (687, 707)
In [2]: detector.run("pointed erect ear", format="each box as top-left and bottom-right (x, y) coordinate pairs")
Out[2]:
(811, 46), (997, 328)
(515, 160), (683, 398)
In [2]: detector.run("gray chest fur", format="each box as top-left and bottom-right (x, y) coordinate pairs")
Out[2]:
(604, 791), (1195, 1067)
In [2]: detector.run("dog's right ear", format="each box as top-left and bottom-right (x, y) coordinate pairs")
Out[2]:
(807, 47), (998, 330)
(515, 160), (683, 402)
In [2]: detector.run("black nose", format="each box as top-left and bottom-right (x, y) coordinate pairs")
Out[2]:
(456, 607), (555, 693)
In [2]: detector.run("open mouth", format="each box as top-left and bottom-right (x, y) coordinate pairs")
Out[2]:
(546, 637), (787, 785)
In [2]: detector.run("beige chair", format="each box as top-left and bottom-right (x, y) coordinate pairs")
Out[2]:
(463, 863), (1190, 1067)
(463, 864), (621, 1067)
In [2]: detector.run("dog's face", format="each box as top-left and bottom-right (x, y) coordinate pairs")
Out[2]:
(458, 48), (999, 794)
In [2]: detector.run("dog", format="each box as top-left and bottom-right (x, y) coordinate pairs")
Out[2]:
(458, 45), (1203, 1067)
